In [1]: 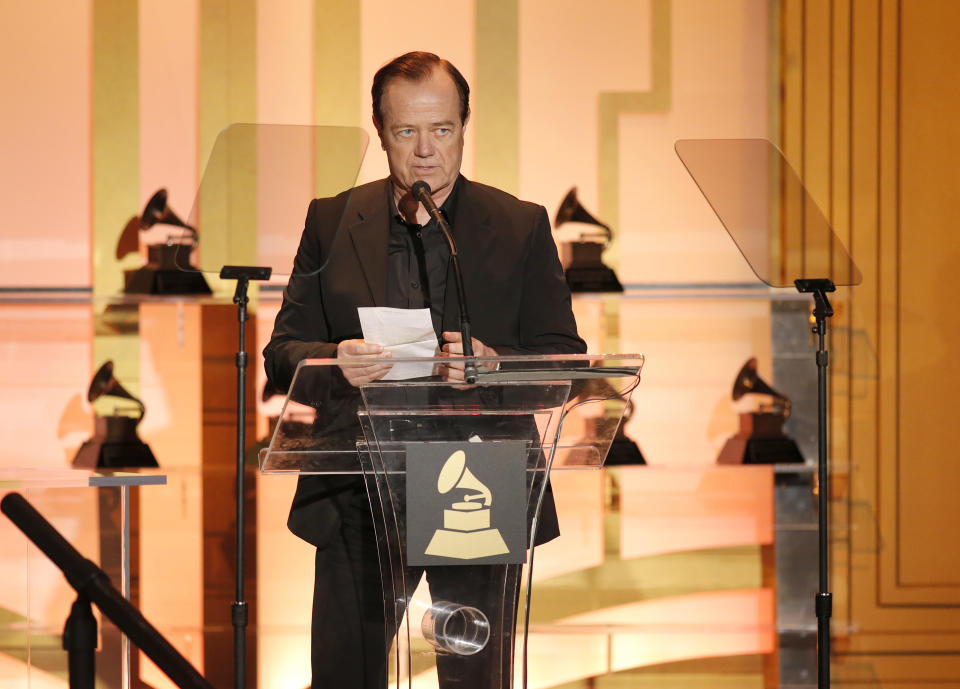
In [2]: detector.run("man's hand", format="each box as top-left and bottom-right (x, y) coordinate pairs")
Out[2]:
(440, 331), (497, 382)
(336, 339), (393, 386)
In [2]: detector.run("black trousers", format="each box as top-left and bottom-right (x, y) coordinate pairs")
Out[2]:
(310, 485), (519, 689)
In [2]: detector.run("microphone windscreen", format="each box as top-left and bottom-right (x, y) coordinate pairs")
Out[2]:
(411, 180), (432, 200)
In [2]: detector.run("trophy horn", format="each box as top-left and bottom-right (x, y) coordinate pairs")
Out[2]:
(140, 188), (197, 238)
(554, 187), (612, 245)
(436, 450), (492, 506)
(88, 361), (146, 421)
(732, 358), (791, 416)
(115, 216), (142, 260)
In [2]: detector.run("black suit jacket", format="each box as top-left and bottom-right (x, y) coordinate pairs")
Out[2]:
(264, 176), (586, 548)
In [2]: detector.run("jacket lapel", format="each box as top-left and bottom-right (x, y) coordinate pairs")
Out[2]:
(442, 178), (492, 333)
(346, 180), (390, 306)
(344, 177), (491, 322)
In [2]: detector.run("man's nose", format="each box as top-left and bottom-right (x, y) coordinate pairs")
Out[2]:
(414, 134), (434, 157)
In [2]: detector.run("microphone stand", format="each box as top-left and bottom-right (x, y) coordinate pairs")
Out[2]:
(1, 492), (214, 689)
(64, 595), (97, 689)
(411, 182), (478, 383)
(439, 242), (477, 384)
(219, 265), (272, 689)
(795, 277), (835, 689)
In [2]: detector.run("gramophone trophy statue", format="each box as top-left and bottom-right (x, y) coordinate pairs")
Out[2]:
(424, 450), (510, 558)
(73, 361), (158, 469)
(553, 187), (623, 292)
(123, 188), (212, 295)
(716, 357), (804, 465)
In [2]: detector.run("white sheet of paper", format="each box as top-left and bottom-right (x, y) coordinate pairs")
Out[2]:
(357, 307), (438, 380)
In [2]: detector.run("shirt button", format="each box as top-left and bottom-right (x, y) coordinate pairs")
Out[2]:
(411, 282), (419, 289)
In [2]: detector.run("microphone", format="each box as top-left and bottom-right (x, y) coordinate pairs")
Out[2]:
(411, 181), (478, 384)
(1, 492), (214, 689)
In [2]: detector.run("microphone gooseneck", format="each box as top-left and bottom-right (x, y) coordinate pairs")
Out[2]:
(411, 181), (478, 384)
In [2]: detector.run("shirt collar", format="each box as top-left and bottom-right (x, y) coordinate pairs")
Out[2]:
(389, 175), (461, 227)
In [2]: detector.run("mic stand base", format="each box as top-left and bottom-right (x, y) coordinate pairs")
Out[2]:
(64, 595), (98, 689)
(459, 318), (478, 384)
(463, 360), (478, 385)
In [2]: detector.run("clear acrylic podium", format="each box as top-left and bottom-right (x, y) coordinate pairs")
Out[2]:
(260, 353), (642, 688)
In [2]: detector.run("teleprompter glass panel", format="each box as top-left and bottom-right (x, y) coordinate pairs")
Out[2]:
(676, 138), (861, 288)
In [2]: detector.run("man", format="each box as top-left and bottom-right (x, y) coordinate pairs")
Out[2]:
(264, 52), (585, 688)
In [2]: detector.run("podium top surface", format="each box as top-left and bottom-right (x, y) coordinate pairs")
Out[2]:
(261, 354), (644, 475)
(299, 352), (644, 379)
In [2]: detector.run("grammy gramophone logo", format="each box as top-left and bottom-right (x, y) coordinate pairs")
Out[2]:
(406, 441), (527, 566)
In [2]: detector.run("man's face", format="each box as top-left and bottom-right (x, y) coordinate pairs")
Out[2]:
(376, 68), (466, 202)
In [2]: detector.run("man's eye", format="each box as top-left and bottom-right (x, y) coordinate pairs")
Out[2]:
(436, 128), (450, 135)
(397, 129), (413, 136)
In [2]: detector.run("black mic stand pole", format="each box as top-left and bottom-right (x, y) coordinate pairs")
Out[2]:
(219, 265), (272, 689)
(444, 249), (478, 383)
(64, 595), (97, 689)
(796, 277), (836, 689)
(411, 181), (478, 383)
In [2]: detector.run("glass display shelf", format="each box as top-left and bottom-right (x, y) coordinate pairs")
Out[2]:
(0, 283), (818, 305)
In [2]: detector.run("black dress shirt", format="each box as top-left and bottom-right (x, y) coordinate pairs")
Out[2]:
(385, 179), (459, 337)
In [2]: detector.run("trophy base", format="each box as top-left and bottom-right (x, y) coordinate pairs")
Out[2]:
(425, 528), (509, 559)
(73, 439), (159, 469)
(717, 414), (806, 486)
(561, 241), (624, 292)
(717, 434), (805, 466)
(124, 243), (212, 295)
(564, 265), (624, 293)
(73, 416), (159, 469)
(720, 436), (807, 486)
(605, 434), (646, 465)
(124, 266), (212, 295)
